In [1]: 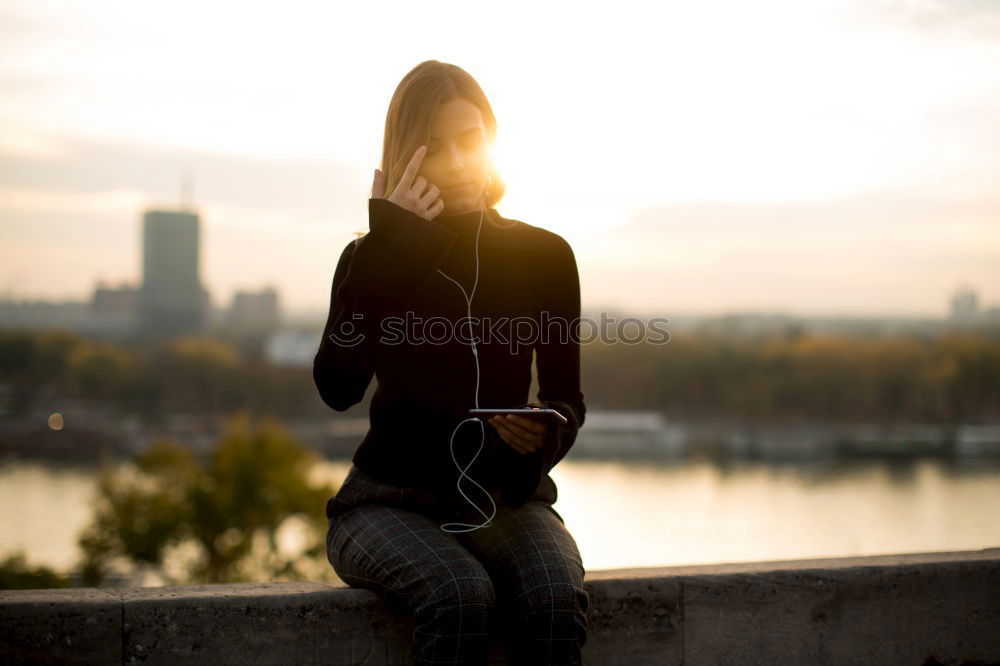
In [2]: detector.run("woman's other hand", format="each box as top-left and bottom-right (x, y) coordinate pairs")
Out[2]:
(489, 404), (552, 455)
(371, 145), (445, 221)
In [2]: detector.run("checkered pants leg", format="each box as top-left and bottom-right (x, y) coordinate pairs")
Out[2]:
(325, 465), (588, 665)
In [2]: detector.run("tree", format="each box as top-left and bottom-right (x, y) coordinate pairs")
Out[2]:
(78, 410), (336, 586)
(0, 552), (70, 589)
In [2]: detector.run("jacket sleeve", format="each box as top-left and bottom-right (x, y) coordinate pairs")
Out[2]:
(500, 233), (587, 507)
(313, 198), (459, 411)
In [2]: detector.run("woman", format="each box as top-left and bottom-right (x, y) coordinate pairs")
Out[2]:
(315, 59), (589, 666)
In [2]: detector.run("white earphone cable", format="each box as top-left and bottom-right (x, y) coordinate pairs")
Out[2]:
(436, 194), (498, 533)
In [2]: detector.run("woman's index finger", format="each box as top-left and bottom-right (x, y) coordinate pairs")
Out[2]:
(399, 145), (427, 188)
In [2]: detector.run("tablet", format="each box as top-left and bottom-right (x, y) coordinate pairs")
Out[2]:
(468, 408), (568, 425)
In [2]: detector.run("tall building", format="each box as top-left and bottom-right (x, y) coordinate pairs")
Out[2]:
(138, 208), (209, 339)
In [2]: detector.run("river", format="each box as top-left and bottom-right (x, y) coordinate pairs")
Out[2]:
(3, 455), (999, 578)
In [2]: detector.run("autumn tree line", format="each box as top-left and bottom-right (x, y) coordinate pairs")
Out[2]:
(1, 326), (998, 425)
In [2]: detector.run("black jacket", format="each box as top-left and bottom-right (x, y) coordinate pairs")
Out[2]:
(314, 197), (586, 510)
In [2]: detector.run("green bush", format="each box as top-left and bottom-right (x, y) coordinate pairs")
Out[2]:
(78, 410), (336, 586)
(0, 553), (69, 590)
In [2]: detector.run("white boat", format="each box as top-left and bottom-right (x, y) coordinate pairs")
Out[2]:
(573, 410), (681, 457)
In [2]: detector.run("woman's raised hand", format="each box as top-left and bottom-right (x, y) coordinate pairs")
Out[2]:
(370, 145), (445, 221)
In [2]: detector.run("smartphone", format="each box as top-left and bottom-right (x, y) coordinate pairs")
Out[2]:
(468, 408), (568, 425)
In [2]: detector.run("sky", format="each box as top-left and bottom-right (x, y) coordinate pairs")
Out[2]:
(1, 0), (998, 319)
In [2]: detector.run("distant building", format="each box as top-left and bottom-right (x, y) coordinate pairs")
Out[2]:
(0, 299), (90, 332)
(92, 280), (138, 315)
(950, 286), (978, 322)
(227, 287), (280, 335)
(86, 280), (139, 337)
(138, 208), (210, 339)
(948, 285), (1000, 328)
(264, 328), (322, 368)
(0, 280), (139, 339)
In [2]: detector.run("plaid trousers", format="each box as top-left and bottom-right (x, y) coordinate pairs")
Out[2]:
(325, 463), (589, 666)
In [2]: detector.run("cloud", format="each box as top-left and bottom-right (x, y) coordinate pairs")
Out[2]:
(575, 185), (1000, 317)
(0, 131), (366, 223)
(838, 0), (1000, 38)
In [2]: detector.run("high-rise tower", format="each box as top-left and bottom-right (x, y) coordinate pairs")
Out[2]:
(138, 208), (209, 338)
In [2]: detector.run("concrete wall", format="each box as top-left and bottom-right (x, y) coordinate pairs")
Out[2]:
(2, 548), (998, 665)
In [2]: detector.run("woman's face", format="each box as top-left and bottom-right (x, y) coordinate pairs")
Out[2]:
(417, 97), (491, 216)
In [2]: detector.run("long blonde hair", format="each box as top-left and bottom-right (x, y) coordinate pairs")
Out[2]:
(379, 60), (506, 208)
